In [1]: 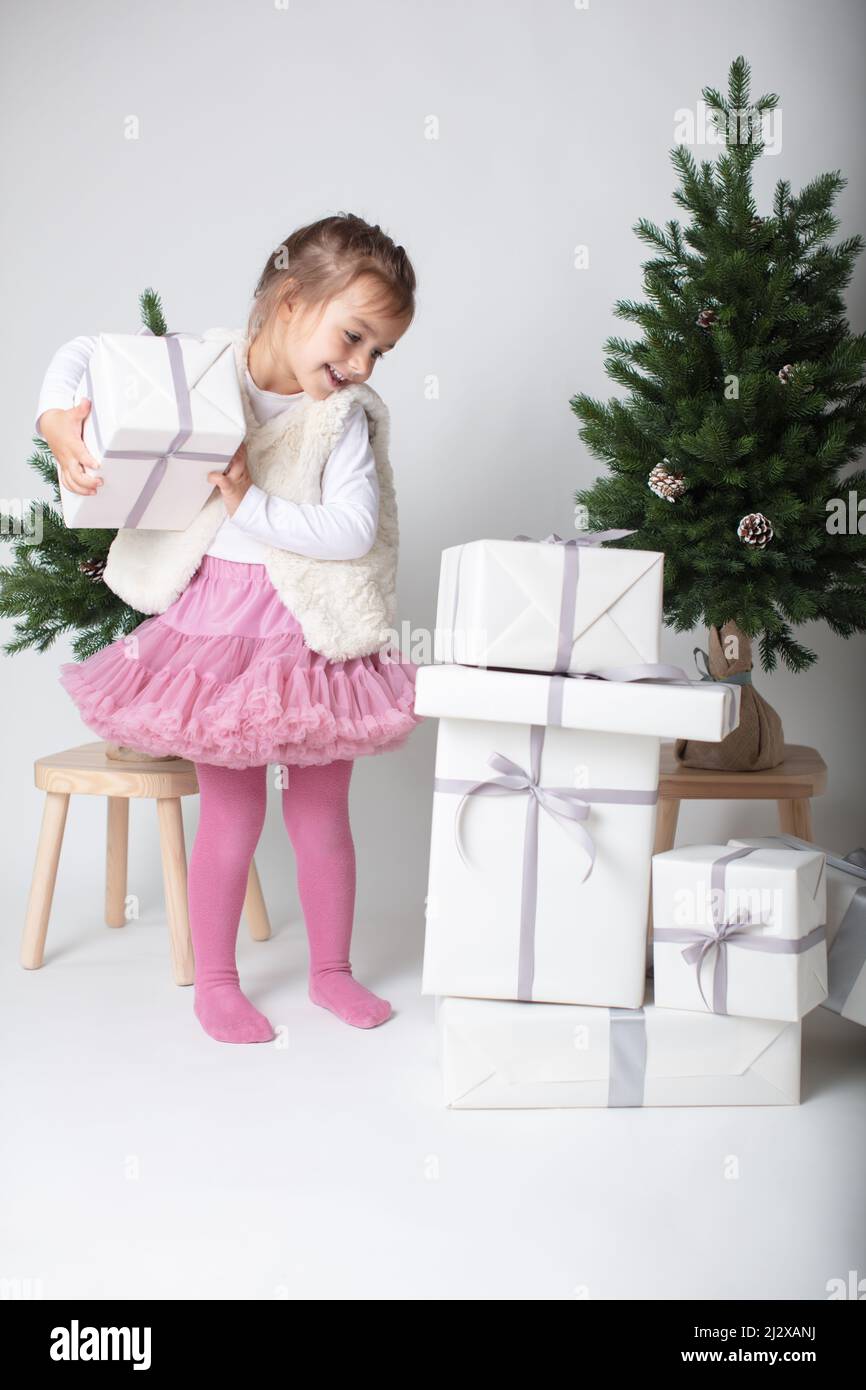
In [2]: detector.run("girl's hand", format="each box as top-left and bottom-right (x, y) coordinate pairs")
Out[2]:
(208, 442), (252, 517)
(39, 400), (104, 496)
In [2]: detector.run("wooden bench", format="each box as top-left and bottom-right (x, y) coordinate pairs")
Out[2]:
(654, 742), (828, 853)
(21, 741), (271, 986)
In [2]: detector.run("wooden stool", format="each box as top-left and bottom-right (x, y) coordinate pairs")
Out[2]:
(21, 741), (272, 986)
(653, 742), (828, 854)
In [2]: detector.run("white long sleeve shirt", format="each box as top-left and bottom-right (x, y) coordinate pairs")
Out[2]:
(34, 334), (380, 562)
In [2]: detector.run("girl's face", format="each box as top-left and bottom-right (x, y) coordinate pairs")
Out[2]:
(274, 275), (410, 400)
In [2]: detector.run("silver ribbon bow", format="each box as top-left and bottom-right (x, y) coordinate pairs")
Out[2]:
(434, 723), (658, 1001)
(654, 845), (827, 1014)
(451, 731), (596, 879)
(513, 529), (637, 545)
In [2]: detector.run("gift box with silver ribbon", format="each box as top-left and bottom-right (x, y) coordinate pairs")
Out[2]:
(436, 980), (801, 1108)
(432, 530), (664, 674)
(652, 843), (827, 1022)
(416, 662), (739, 1008)
(60, 328), (245, 530)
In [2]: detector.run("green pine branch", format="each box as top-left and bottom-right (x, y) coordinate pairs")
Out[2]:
(139, 288), (167, 336)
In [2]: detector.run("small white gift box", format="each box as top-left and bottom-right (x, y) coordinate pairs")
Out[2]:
(416, 663), (739, 1008)
(432, 532), (664, 674)
(436, 981), (801, 1108)
(59, 330), (245, 530)
(728, 835), (866, 1027)
(652, 843), (827, 1022)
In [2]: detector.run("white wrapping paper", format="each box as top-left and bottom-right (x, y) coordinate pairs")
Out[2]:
(414, 662), (740, 742)
(416, 664), (741, 1008)
(652, 843), (827, 1022)
(60, 332), (245, 530)
(432, 535), (664, 673)
(437, 982), (801, 1108)
(728, 835), (866, 1027)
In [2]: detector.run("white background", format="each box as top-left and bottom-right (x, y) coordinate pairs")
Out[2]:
(2, 0), (864, 1300)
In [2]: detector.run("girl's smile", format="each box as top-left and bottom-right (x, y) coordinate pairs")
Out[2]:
(248, 273), (411, 401)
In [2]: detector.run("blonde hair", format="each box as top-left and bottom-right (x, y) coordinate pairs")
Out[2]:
(247, 212), (417, 354)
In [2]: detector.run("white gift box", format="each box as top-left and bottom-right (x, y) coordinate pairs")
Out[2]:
(432, 534), (664, 673)
(728, 835), (866, 1027)
(416, 663), (740, 1008)
(436, 981), (801, 1108)
(652, 843), (827, 1022)
(59, 331), (245, 530)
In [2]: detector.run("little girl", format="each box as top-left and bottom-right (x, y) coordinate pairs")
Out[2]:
(35, 213), (425, 1045)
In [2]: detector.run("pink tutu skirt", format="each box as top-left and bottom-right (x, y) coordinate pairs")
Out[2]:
(58, 554), (425, 769)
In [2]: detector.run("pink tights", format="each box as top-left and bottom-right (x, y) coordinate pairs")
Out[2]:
(187, 759), (392, 1043)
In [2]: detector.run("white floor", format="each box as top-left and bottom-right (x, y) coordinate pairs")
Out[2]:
(3, 894), (865, 1303)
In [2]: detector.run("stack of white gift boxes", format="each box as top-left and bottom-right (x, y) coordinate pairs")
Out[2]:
(415, 533), (865, 1109)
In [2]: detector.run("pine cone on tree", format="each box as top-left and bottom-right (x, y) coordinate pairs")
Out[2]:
(79, 557), (107, 583)
(737, 512), (774, 547)
(778, 361), (814, 392)
(648, 461), (686, 501)
(696, 306), (718, 329)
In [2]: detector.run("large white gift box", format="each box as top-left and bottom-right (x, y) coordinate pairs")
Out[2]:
(432, 533), (664, 673)
(59, 331), (245, 530)
(652, 843), (827, 1022)
(728, 835), (866, 1027)
(416, 662), (739, 1008)
(435, 981), (801, 1108)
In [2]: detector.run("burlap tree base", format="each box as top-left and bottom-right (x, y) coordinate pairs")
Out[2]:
(675, 621), (785, 772)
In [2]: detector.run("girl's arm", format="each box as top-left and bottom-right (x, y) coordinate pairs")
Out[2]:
(35, 336), (104, 495)
(35, 335), (98, 434)
(229, 403), (379, 561)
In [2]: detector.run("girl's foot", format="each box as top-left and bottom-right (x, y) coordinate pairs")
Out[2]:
(309, 969), (392, 1028)
(193, 983), (275, 1043)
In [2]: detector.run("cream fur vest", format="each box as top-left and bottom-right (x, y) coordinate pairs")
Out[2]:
(102, 328), (399, 662)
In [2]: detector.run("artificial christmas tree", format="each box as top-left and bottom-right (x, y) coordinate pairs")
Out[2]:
(571, 55), (866, 770)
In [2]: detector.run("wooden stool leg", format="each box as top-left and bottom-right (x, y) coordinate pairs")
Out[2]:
(21, 791), (70, 969)
(244, 858), (272, 941)
(778, 797), (813, 840)
(105, 796), (129, 928)
(156, 797), (195, 987)
(653, 797), (681, 854)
